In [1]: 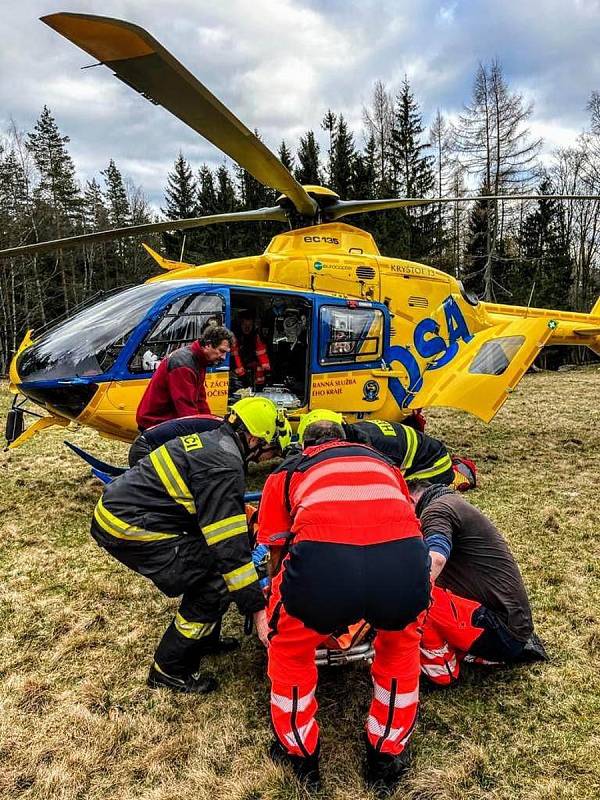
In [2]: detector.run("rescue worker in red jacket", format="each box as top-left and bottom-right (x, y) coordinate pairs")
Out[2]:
(231, 310), (271, 389)
(409, 480), (548, 686)
(298, 409), (455, 486)
(91, 397), (286, 694)
(257, 418), (430, 793)
(136, 325), (233, 431)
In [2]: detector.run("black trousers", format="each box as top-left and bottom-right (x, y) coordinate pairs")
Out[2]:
(280, 539), (430, 635)
(93, 528), (230, 675)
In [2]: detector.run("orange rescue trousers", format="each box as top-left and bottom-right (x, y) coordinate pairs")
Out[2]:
(267, 570), (424, 758)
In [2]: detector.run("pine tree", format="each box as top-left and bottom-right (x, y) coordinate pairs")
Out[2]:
(27, 106), (82, 310)
(295, 131), (322, 185)
(161, 153), (199, 260)
(352, 135), (377, 199)
(214, 163), (239, 258)
(389, 78), (436, 259)
(321, 110), (337, 184)
(27, 106), (80, 219)
(464, 183), (495, 297)
(102, 159), (130, 227)
(329, 114), (356, 198)
(516, 178), (573, 309)
(101, 159), (131, 287)
(82, 178), (109, 294)
(195, 164), (219, 262)
(279, 140), (295, 174)
(198, 165), (217, 215)
(0, 145), (31, 365)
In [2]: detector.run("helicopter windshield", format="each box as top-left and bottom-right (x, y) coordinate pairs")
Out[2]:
(17, 283), (189, 383)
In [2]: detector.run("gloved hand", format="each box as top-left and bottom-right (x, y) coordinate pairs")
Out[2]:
(252, 544), (271, 590)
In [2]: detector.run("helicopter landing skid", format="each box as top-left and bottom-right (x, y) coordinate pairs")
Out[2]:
(63, 440), (127, 479)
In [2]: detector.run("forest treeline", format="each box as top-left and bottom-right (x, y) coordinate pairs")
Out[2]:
(1, 60), (600, 373)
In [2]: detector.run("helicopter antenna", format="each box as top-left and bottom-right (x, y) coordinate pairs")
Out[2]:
(527, 281), (536, 311)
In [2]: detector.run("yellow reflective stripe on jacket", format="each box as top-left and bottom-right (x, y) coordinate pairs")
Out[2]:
(408, 453), (453, 480)
(401, 426), (419, 470)
(174, 614), (216, 640)
(94, 498), (178, 542)
(150, 445), (196, 514)
(223, 561), (258, 592)
(202, 514), (248, 546)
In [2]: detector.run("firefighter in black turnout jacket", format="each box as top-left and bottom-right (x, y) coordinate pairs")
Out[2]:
(90, 397), (287, 694)
(297, 410), (454, 485)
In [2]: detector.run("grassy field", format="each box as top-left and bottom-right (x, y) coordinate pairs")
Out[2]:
(1, 370), (599, 800)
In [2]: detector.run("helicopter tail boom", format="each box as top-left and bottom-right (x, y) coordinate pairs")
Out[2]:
(483, 298), (600, 356)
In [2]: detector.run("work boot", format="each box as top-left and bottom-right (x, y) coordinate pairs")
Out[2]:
(269, 738), (321, 791)
(518, 632), (549, 663)
(147, 663), (218, 694)
(364, 740), (411, 797)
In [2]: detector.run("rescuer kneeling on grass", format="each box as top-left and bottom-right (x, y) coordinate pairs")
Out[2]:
(257, 417), (430, 794)
(295, 410), (460, 487)
(408, 480), (548, 685)
(90, 397), (286, 694)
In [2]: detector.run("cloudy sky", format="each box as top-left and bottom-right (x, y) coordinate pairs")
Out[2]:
(2, 0), (600, 208)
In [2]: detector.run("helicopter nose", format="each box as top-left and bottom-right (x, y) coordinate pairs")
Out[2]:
(19, 381), (99, 420)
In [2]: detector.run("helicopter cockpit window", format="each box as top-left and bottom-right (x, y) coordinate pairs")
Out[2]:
(319, 306), (383, 366)
(17, 283), (177, 383)
(468, 335), (525, 376)
(129, 293), (225, 373)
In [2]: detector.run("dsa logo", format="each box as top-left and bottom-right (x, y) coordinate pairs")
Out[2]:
(387, 296), (473, 409)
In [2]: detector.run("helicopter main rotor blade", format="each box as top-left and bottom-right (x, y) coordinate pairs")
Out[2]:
(41, 13), (318, 218)
(326, 194), (600, 220)
(0, 206), (287, 261)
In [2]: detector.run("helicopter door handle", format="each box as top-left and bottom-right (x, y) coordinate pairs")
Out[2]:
(370, 369), (405, 378)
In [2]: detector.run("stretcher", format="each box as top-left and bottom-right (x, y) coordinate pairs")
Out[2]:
(247, 501), (375, 667)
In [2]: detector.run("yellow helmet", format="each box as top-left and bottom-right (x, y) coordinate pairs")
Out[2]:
(229, 396), (279, 444)
(297, 408), (344, 444)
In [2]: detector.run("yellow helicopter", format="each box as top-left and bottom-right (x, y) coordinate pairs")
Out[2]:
(3, 12), (600, 452)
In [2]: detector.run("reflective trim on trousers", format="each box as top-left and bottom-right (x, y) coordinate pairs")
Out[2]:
(372, 679), (419, 709)
(271, 688), (316, 714)
(174, 614), (216, 640)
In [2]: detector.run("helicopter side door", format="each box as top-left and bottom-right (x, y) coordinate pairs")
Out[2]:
(99, 287), (231, 436)
(308, 297), (391, 413)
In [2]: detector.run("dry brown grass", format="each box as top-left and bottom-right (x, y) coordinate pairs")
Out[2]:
(1, 369), (599, 799)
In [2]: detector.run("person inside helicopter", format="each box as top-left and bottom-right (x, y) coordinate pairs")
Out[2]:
(230, 309), (272, 391)
(270, 306), (309, 399)
(228, 296), (310, 408)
